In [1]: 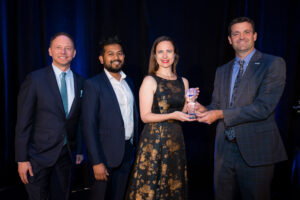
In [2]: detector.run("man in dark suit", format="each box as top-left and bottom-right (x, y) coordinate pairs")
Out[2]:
(82, 36), (139, 200)
(196, 17), (287, 200)
(15, 32), (84, 200)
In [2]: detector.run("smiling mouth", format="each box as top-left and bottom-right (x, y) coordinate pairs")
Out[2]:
(58, 56), (68, 59)
(111, 60), (121, 64)
(238, 39), (249, 43)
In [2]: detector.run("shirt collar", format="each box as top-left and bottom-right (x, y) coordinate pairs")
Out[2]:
(235, 49), (256, 65)
(104, 68), (127, 81)
(52, 64), (71, 77)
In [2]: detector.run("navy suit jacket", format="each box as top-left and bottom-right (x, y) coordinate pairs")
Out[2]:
(15, 66), (84, 171)
(209, 50), (288, 167)
(82, 71), (139, 168)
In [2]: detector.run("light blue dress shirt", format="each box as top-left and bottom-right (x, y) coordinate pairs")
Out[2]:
(229, 49), (256, 102)
(52, 64), (75, 113)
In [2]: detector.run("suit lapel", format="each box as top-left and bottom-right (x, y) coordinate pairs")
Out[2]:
(101, 72), (123, 119)
(67, 71), (80, 118)
(233, 51), (263, 104)
(223, 60), (235, 108)
(125, 76), (138, 123)
(46, 66), (66, 116)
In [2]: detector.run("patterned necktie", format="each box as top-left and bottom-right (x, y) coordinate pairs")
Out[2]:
(60, 72), (68, 117)
(225, 60), (245, 141)
(230, 60), (245, 107)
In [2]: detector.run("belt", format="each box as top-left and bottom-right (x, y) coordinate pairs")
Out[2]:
(231, 138), (237, 143)
(225, 137), (237, 143)
(224, 128), (237, 143)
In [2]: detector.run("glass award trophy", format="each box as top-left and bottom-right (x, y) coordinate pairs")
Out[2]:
(186, 88), (198, 119)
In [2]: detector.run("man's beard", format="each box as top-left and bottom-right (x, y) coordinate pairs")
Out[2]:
(104, 60), (123, 73)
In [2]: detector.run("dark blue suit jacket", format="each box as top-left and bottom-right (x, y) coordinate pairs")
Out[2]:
(82, 71), (139, 168)
(15, 66), (84, 172)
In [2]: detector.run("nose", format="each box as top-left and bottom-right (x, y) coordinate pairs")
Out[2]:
(60, 48), (66, 54)
(113, 53), (120, 60)
(240, 33), (245, 39)
(162, 52), (168, 58)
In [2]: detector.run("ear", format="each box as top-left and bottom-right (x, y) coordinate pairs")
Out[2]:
(228, 36), (232, 45)
(73, 50), (76, 58)
(48, 48), (52, 57)
(99, 55), (104, 64)
(253, 32), (257, 42)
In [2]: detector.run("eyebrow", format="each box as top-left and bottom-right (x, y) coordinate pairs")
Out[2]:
(106, 50), (123, 53)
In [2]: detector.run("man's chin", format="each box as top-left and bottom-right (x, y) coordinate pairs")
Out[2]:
(235, 47), (253, 53)
(53, 62), (71, 69)
(105, 66), (122, 73)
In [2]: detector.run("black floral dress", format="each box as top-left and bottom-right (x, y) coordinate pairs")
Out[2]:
(127, 75), (188, 200)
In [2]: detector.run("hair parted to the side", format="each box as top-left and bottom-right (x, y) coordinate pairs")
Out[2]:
(148, 36), (179, 75)
(99, 35), (123, 56)
(228, 17), (256, 36)
(50, 32), (75, 48)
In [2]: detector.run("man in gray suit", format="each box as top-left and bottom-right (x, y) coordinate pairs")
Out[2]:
(196, 17), (287, 200)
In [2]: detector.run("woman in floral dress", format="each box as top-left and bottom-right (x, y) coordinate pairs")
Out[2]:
(127, 36), (196, 200)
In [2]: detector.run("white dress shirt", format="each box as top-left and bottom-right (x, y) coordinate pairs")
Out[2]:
(104, 69), (134, 140)
(52, 64), (75, 113)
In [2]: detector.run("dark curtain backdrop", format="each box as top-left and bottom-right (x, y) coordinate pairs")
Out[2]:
(1, 0), (299, 199)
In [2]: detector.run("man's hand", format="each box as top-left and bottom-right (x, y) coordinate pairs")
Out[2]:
(197, 110), (223, 124)
(93, 163), (109, 181)
(76, 154), (84, 165)
(195, 102), (207, 113)
(18, 161), (34, 184)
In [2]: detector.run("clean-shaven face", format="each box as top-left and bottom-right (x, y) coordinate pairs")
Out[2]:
(228, 22), (257, 54)
(48, 35), (76, 69)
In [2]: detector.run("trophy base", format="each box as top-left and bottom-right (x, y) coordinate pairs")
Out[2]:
(188, 113), (196, 119)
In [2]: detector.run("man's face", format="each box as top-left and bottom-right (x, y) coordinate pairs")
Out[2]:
(228, 22), (257, 54)
(48, 35), (76, 70)
(99, 44), (125, 73)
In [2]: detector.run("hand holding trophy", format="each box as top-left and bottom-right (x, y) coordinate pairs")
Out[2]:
(186, 88), (199, 119)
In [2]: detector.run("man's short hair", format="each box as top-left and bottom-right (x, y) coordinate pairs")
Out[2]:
(49, 32), (75, 48)
(228, 17), (255, 36)
(99, 36), (123, 56)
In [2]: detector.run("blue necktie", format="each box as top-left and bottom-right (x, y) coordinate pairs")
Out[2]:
(60, 72), (68, 117)
(230, 60), (245, 107)
(60, 72), (68, 145)
(225, 60), (245, 141)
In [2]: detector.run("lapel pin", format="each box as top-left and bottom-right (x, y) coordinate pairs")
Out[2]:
(254, 62), (260, 65)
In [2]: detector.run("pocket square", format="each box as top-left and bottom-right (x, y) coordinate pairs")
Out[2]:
(254, 62), (260, 65)
(80, 90), (83, 97)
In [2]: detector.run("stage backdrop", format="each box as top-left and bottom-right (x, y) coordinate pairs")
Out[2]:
(1, 0), (299, 199)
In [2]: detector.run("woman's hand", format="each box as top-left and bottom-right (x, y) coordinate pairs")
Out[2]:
(171, 111), (196, 122)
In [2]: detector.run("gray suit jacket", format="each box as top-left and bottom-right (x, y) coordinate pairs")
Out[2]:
(209, 50), (287, 167)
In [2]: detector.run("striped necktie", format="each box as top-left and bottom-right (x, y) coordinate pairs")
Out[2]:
(230, 60), (245, 107)
(225, 60), (245, 142)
